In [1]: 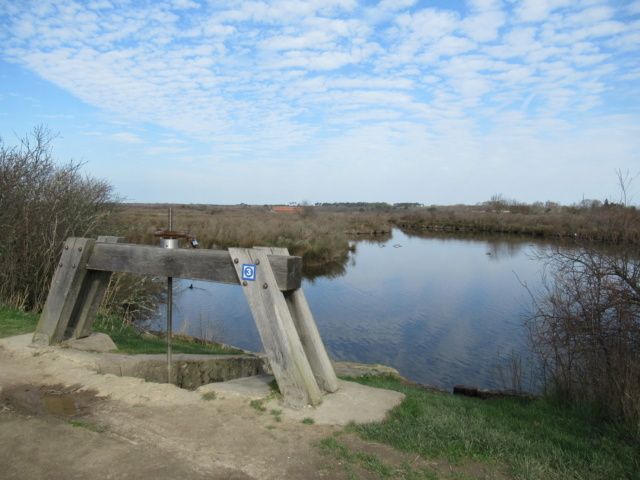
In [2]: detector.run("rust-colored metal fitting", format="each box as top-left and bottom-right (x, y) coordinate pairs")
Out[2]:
(242, 281), (248, 286)
(262, 283), (268, 289)
(234, 258), (239, 264)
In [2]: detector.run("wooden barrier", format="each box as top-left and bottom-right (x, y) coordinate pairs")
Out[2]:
(33, 237), (338, 406)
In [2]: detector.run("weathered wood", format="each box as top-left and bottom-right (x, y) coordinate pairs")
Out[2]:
(33, 238), (97, 346)
(257, 247), (340, 393)
(35, 240), (336, 407)
(229, 248), (323, 407)
(86, 243), (301, 291)
(72, 236), (125, 339)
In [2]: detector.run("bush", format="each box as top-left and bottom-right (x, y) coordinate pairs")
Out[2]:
(526, 179), (640, 439)
(0, 126), (122, 311)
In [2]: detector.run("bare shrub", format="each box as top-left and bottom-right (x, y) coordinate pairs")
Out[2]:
(492, 349), (539, 394)
(99, 273), (166, 324)
(0, 126), (122, 311)
(526, 200), (640, 437)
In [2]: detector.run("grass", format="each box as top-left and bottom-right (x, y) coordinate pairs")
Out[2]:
(270, 409), (282, 422)
(0, 306), (40, 338)
(0, 305), (243, 355)
(92, 314), (242, 355)
(249, 399), (267, 412)
(67, 420), (109, 433)
(317, 436), (437, 480)
(337, 374), (639, 480)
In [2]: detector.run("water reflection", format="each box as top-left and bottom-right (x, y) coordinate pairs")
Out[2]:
(153, 230), (545, 391)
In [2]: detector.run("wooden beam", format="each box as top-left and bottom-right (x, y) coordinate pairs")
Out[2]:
(86, 243), (302, 291)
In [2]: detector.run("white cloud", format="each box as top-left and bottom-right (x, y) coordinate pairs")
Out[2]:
(146, 146), (189, 155)
(1, 0), (639, 205)
(461, 10), (506, 42)
(111, 132), (144, 143)
(515, 0), (574, 23)
(171, 0), (201, 9)
(628, 1), (640, 15)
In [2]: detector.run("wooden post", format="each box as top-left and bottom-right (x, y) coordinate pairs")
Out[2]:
(256, 247), (339, 393)
(229, 248), (323, 407)
(33, 237), (97, 346)
(72, 236), (125, 339)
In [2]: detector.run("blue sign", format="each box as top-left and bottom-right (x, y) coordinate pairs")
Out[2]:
(242, 264), (257, 281)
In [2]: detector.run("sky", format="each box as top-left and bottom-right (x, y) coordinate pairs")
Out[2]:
(1, 0), (639, 206)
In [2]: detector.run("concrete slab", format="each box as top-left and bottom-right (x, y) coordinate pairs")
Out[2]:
(1, 333), (406, 426)
(199, 374), (275, 400)
(64, 332), (118, 352)
(199, 374), (405, 426)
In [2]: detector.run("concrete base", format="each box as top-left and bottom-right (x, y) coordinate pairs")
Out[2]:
(63, 332), (118, 352)
(1, 333), (405, 425)
(199, 374), (405, 425)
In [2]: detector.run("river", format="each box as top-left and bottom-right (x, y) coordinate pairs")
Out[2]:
(152, 229), (550, 391)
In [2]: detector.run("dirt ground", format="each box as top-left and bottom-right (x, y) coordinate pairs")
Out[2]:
(0, 335), (508, 479)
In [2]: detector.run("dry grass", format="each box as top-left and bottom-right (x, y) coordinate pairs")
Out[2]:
(115, 204), (392, 270)
(393, 204), (640, 243)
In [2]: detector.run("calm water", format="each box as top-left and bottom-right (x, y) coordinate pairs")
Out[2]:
(153, 230), (548, 391)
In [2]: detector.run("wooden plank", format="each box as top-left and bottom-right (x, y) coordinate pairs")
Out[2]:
(257, 247), (340, 393)
(33, 238), (96, 345)
(86, 243), (301, 291)
(229, 248), (323, 407)
(72, 236), (125, 339)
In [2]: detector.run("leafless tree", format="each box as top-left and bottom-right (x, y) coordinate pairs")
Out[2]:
(486, 193), (507, 213)
(0, 126), (122, 311)
(525, 176), (640, 437)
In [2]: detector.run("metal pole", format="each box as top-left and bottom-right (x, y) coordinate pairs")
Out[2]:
(167, 207), (173, 384)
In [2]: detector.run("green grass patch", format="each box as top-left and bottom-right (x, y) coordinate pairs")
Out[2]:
(93, 314), (241, 355)
(0, 305), (39, 338)
(270, 408), (282, 422)
(344, 375), (639, 480)
(317, 437), (435, 479)
(0, 305), (242, 355)
(250, 399), (267, 412)
(67, 420), (109, 433)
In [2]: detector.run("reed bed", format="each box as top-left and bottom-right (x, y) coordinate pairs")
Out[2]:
(392, 204), (640, 243)
(116, 204), (392, 270)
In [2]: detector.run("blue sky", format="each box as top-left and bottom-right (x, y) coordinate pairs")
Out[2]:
(1, 0), (639, 205)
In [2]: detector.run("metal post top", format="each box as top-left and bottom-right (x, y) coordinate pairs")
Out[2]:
(154, 230), (198, 248)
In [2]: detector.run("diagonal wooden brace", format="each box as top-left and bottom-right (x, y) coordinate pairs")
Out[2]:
(33, 237), (97, 346)
(229, 248), (327, 407)
(255, 247), (339, 394)
(71, 235), (124, 339)
(33, 236), (125, 346)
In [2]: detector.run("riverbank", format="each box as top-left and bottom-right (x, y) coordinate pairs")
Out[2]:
(1, 306), (637, 479)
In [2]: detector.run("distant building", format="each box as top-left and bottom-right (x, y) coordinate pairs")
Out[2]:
(272, 206), (303, 213)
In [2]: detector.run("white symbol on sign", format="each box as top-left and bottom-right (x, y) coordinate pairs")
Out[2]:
(242, 264), (256, 281)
